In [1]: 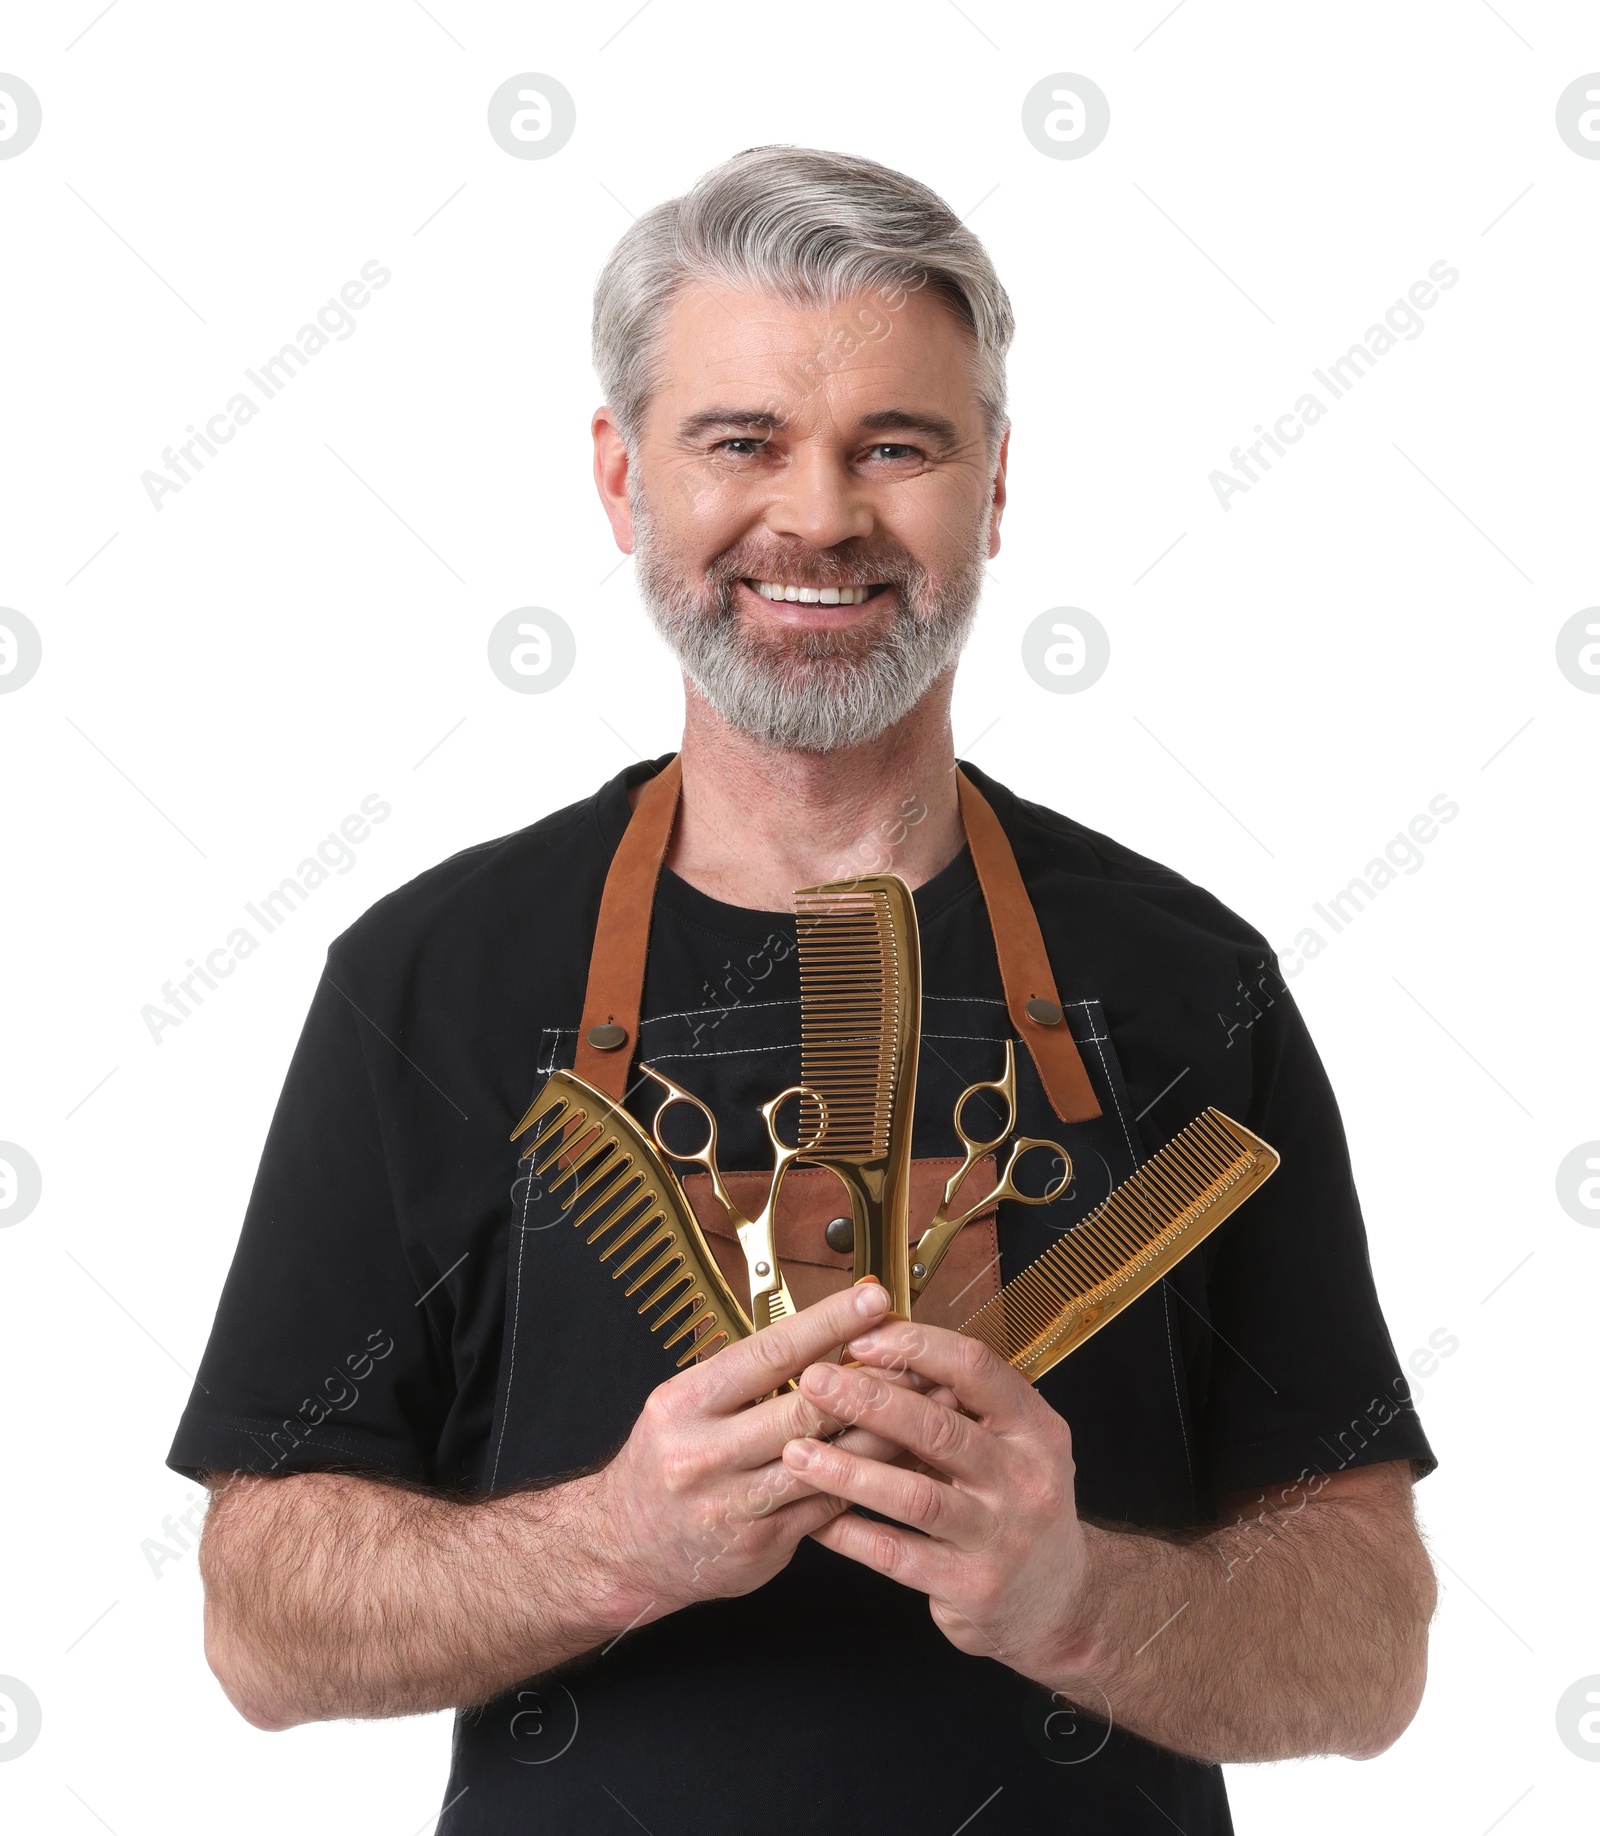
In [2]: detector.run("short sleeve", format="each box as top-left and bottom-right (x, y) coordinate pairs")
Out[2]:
(166, 951), (451, 1485)
(1195, 969), (1436, 1498)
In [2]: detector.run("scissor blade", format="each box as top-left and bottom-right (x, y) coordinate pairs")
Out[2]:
(909, 1198), (990, 1294)
(750, 1278), (797, 1334)
(736, 1216), (796, 1332)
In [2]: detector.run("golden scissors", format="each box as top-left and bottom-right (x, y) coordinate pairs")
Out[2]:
(909, 1040), (1074, 1295)
(640, 1065), (828, 1332)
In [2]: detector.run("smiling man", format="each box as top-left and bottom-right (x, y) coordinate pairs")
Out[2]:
(173, 148), (1437, 1835)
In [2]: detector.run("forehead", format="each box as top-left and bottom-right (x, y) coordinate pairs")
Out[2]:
(649, 281), (982, 431)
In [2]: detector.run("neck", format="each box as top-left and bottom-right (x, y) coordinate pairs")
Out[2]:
(659, 675), (966, 910)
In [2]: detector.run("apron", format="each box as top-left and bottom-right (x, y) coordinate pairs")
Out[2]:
(442, 756), (1199, 1833)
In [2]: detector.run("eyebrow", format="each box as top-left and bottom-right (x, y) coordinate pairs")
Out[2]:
(675, 406), (964, 449)
(676, 408), (783, 441)
(857, 408), (963, 449)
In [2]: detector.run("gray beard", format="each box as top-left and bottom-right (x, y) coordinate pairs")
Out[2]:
(630, 491), (987, 754)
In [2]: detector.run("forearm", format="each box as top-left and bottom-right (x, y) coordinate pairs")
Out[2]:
(199, 1468), (642, 1730)
(1048, 1478), (1436, 1764)
(197, 1290), (903, 1733)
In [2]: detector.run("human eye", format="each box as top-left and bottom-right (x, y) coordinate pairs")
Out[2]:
(711, 436), (769, 458)
(862, 442), (922, 463)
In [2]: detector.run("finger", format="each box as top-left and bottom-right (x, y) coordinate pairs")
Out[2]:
(708, 1373), (919, 1474)
(689, 1282), (893, 1414)
(828, 1422), (918, 1465)
(716, 1381), (853, 1470)
(807, 1505), (947, 1593)
(781, 1434), (988, 1547)
(824, 1364), (947, 1463)
(797, 1360), (997, 1484)
(711, 1459), (869, 1539)
(780, 1491), (854, 1539)
(678, 1466), (850, 1582)
(842, 1319), (1037, 1425)
(714, 1489), (851, 1564)
(709, 1453), (826, 1519)
(744, 1407), (912, 1470)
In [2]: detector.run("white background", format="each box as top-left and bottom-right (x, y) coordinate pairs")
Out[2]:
(1, 2), (1596, 1831)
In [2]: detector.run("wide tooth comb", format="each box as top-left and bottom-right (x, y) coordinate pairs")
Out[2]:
(511, 1071), (752, 1365)
(958, 1108), (1279, 1381)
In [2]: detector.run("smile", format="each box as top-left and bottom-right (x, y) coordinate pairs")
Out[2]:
(745, 580), (883, 606)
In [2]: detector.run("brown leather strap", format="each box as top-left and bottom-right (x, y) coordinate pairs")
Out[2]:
(571, 754), (682, 1100)
(573, 753), (1101, 1122)
(956, 768), (1101, 1122)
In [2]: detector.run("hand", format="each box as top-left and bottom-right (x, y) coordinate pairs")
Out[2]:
(781, 1319), (1096, 1683)
(589, 1282), (901, 1627)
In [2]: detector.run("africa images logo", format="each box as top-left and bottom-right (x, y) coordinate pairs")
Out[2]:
(139, 262), (392, 510)
(1208, 262), (1459, 510)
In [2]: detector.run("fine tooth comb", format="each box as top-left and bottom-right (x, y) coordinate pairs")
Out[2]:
(793, 873), (921, 1319)
(958, 1107), (1278, 1382)
(510, 1069), (753, 1365)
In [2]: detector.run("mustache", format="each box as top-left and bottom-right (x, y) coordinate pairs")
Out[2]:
(705, 542), (927, 593)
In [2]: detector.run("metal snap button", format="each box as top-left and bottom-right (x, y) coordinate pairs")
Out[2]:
(824, 1215), (854, 1254)
(586, 1023), (628, 1051)
(1024, 997), (1063, 1026)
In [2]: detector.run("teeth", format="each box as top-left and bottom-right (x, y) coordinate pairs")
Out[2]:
(752, 582), (874, 605)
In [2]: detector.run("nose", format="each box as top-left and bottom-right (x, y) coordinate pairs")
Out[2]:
(764, 443), (874, 550)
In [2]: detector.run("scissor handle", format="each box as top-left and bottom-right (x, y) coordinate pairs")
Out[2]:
(638, 1064), (740, 1212)
(639, 1069), (812, 1346)
(950, 1057), (1018, 1161)
(992, 1135), (1073, 1209)
(936, 1041), (1020, 1217)
(913, 1126), (1073, 1296)
(760, 1084), (830, 1169)
(748, 1086), (827, 1339)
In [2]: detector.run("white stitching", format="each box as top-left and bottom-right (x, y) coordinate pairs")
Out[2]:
(641, 998), (799, 1026)
(644, 1041), (798, 1062)
(490, 1158), (540, 1489)
(541, 995), (1091, 1041)
(925, 1030), (1108, 1045)
(1082, 999), (1138, 1164)
(550, 993), (1060, 1036)
(925, 1030), (1026, 1043)
(1163, 1281), (1195, 1495)
(645, 1029), (1114, 1060)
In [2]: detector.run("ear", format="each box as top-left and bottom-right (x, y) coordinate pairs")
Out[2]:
(593, 406), (634, 552)
(987, 424), (1010, 559)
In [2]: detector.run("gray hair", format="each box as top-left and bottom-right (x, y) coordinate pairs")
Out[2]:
(592, 145), (1013, 451)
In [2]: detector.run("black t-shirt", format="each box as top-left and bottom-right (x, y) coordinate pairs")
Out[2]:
(169, 756), (1434, 1835)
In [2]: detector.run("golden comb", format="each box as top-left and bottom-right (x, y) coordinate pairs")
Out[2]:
(959, 1107), (1279, 1382)
(510, 1069), (753, 1366)
(793, 873), (921, 1317)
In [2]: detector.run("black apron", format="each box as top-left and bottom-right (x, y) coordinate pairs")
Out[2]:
(439, 758), (1227, 1834)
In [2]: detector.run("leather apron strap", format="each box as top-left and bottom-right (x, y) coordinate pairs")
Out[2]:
(572, 755), (1102, 1123)
(954, 770), (1101, 1122)
(572, 755), (684, 1094)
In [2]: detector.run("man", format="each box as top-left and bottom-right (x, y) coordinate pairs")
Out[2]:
(173, 147), (1437, 1833)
